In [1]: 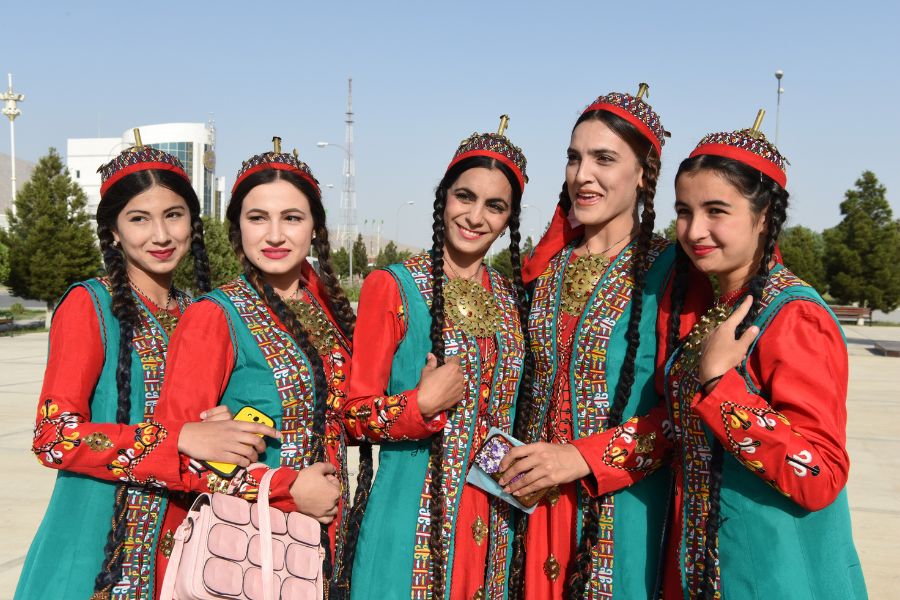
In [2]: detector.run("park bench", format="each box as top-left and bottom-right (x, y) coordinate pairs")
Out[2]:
(829, 305), (872, 326)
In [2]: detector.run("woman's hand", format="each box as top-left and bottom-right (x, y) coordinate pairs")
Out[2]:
(417, 353), (465, 419)
(177, 419), (279, 466)
(497, 442), (591, 498)
(199, 405), (232, 421)
(698, 296), (760, 392)
(290, 462), (341, 524)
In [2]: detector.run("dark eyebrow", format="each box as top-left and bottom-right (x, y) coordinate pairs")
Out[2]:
(588, 147), (620, 160)
(702, 199), (732, 208)
(281, 207), (307, 216)
(124, 209), (150, 216)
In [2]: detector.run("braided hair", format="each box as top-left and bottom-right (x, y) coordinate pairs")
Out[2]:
(670, 154), (789, 599)
(426, 155), (525, 599)
(544, 109), (661, 599)
(92, 169), (210, 596)
(226, 168), (357, 596)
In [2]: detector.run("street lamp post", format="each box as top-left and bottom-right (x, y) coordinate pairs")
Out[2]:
(1, 74), (25, 211)
(521, 203), (545, 245)
(774, 70), (784, 145)
(395, 201), (415, 245)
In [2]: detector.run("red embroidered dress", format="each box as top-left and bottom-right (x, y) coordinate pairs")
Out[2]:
(346, 253), (525, 600)
(659, 264), (865, 599)
(154, 264), (352, 590)
(16, 279), (187, 600)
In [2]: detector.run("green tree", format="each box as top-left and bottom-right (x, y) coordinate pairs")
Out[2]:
(0, 240), (9, 285)
(490, 248), (514, 278)
(174, 216), (241, 293)
(352, 234), (370, 277)
(823, 171), (900, 311)
(779, 225), (827, 293)
(1, 148), (100, 309)
(659, 218), (677, 241)
(523, 235), (534, 257)
(332, 247), (350, 278)
(375, 240), (401, 268)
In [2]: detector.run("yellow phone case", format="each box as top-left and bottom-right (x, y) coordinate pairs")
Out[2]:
(203, 406), (275, 478)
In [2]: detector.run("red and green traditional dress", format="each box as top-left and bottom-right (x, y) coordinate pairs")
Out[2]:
(346, 253), (526, 600)
(660, 262), (867, 599)
(522, 236), (680, 599)
(154, 262), (352, 589)
(16, 278), (189, 600)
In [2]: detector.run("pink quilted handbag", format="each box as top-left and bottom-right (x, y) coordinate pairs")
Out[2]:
(160, 468), (324, 600)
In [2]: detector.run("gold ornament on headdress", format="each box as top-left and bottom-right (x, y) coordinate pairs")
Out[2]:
(747, 109), (766, 140)
(130, 128), (144, 151)
(272, 136), (282, 153)
(636, 82), (650, 101)
(497, 114), (510, 137)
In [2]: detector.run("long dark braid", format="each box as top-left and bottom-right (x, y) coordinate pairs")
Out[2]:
(565, 111), (662, 600)
(312, 225), (368, 587)
(505, 200), (536, 600)
(427, 180), (449, 598)
(91, 169), (209, 597)
(671, 155), (789, 599)
(92, 225), (139, 596)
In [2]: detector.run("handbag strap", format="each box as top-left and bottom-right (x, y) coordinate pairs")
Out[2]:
(257, 468), (278, 600)
(158, 510), (193, 600)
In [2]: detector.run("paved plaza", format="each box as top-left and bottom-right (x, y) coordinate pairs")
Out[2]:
(0, 326), (897, 598)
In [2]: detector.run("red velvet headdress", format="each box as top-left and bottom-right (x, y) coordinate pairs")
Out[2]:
(582, 83), (669, 156)
(232, 137), (320, 195)
(689, 110), (787, 188)
(98, 129), (190, 196)
(446, 115), (528, 191)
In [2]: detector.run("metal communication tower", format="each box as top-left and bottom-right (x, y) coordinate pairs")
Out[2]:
(341, 77), (357, 252)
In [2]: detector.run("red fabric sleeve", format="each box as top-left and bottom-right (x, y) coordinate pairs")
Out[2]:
(31, 287), (180, 486)
(343, 270), (446, 442)
(691, 300), (850, 511)
(571, 404), (673, 496)
(156, 300), (299, 509)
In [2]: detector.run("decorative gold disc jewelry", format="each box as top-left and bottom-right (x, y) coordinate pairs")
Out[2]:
(286, 297), (338, 356)
(560, 254), (610, 315)
(683, 304), (731, 359)
(154, 311), (179, 336)
(444, 277), (501, 338)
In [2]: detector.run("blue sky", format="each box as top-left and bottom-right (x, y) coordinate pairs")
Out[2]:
(2, 1), (898, 248)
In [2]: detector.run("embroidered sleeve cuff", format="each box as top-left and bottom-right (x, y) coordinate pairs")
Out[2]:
(131, 417), (185, 488)
(250, 466), (299, 513)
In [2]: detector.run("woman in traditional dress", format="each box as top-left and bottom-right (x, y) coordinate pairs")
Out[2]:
(15, 132), (221, 599)
(661, 112), (866, 599)
(500, 86), (685, 599)
(154, 138), (360, 596)
(345, 117), (529, 600)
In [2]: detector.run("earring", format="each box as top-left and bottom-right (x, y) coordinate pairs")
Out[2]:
(500, 230), (507, 238)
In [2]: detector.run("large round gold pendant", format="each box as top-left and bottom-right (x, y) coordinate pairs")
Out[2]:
(444, 278), (501, 338)
(560, 254), (610, 315)
(286, 299), (338, 355)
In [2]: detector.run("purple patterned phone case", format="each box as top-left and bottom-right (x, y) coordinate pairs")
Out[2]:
(474, 435), (524, 484)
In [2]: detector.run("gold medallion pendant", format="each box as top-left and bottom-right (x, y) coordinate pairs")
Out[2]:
(286, 299), (338, 355)
(682, 304), (731, 364)
(444, 278), (501, 338)
(560, 254), (610, 315)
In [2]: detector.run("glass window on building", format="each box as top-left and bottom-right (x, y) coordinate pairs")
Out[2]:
(149, 142), (194, 182)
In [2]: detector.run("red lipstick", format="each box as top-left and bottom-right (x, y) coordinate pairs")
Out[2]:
(261, 247), (290, 259)
(691, 245), (716, 257)
(148, 249), (175, 260)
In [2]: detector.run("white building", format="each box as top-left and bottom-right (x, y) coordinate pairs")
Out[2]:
(67, 122), (220, 219)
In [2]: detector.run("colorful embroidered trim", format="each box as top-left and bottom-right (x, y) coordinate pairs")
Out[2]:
(447, 132), (528, 190)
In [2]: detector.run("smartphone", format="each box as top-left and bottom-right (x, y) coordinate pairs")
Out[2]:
(202, 406), (275, 479)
